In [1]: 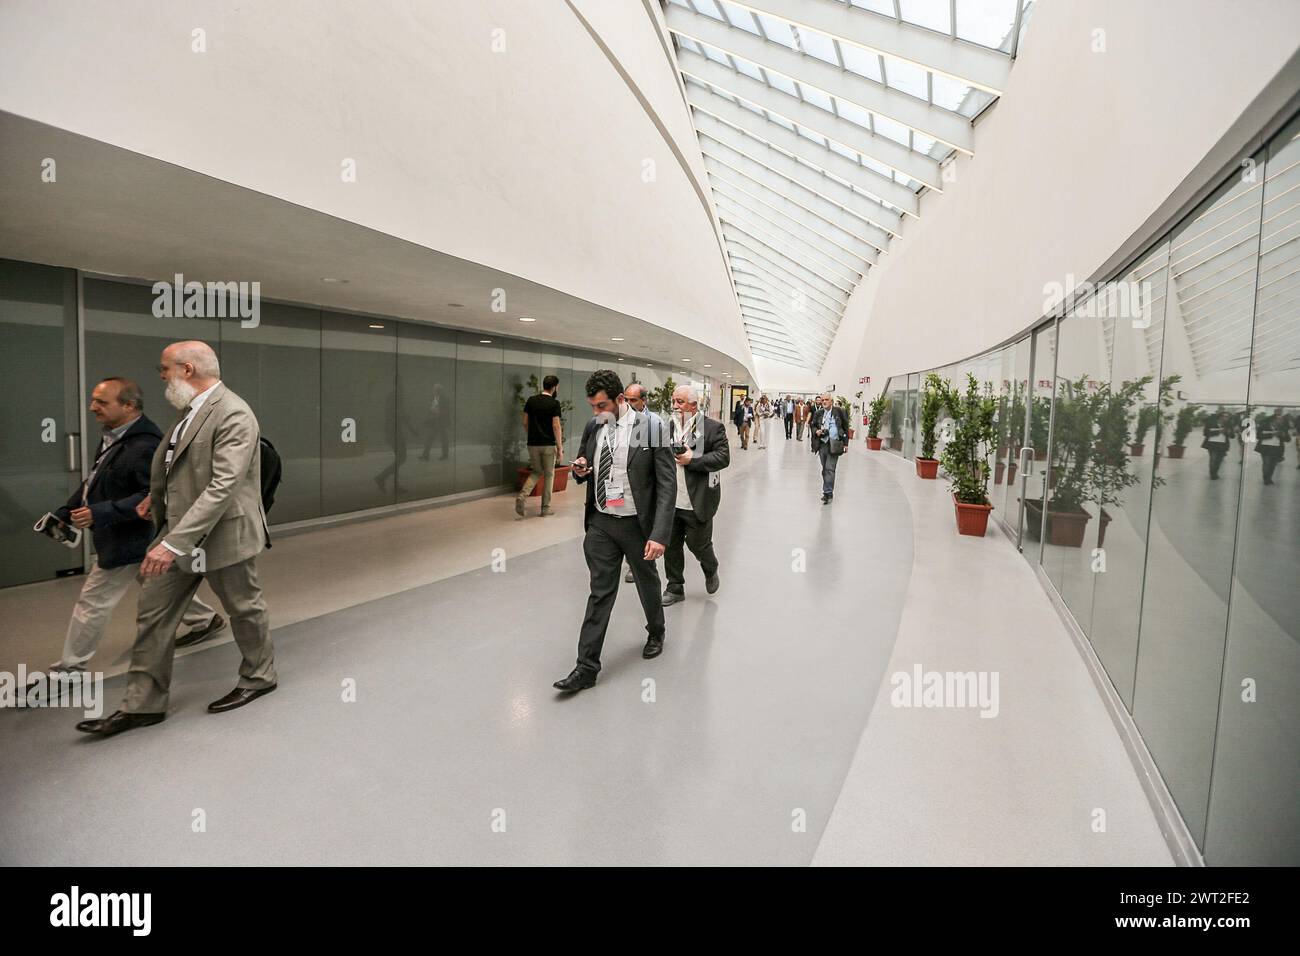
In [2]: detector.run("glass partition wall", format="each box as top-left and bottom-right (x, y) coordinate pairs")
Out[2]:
(874, 116), (1298, 865)
(0, 265), (724, 587)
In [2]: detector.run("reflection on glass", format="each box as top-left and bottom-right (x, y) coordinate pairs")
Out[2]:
(321, 312), (396, 514)
(397, 323), (457, 503)
(454, 334), (504, 492)
(1133, 151), (1263, 848)
(220, 303), (322, 523)
(1205, 118), (1300, 865)
(0, 260), (80, 588)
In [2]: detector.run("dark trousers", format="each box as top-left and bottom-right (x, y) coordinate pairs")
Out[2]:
(784, 416), (793, 438)
(1207, 442), (1228, 479)
(576, 510), (664, 675)
(818, 445), (840, 496)
(664, 507), (718, 593)
(1259, 447), (1283, 484)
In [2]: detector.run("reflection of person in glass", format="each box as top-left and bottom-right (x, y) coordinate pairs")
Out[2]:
(375, 382), (418, 495)
(1201, 408), (1234, 480)
(1256, 407), (1290, 486)
(419, 382), (449, 461)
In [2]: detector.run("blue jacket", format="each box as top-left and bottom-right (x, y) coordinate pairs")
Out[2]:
(55, 415), (164, 569)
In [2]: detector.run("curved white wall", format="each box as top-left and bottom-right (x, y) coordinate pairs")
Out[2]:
(0, 0), (752, 374)
(822, 0), (1300, 391)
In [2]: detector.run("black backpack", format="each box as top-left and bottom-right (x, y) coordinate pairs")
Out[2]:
(259, 436), (283, 514)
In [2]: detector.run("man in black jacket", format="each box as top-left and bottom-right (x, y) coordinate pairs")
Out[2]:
(809, 394), (851, 504)
(42, 378), (222, 675)
(554, 369), (676, 692)
(662, 385), (729, 605)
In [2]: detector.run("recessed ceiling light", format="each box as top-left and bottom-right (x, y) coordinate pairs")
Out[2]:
(611, 337), (624, 342)
(518, 316), (536, 322)
(681, 358), (691, 362)
(368, 324), (384, 329)
(447, 302), (465, 308)
(646, 363), (653, 367)
(479, 339), (492, 344)
(704, 364), (712, 368)
(321, 277), (349, 284)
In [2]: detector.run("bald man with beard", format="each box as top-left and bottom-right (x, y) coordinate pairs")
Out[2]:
(76, 340), (278, 737)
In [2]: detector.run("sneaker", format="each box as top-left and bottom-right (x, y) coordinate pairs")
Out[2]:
(540, 507), (555, 516)
(514, 496), (526, 517)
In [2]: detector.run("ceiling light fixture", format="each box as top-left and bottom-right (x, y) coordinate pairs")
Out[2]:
(368, 324), (384, 329)
(518, 316), (535, 322)
(479, 339), (492, 344)
(611, 337), (624, 342)
(321, 277), (349, 284)
(447, 302), (465, 308)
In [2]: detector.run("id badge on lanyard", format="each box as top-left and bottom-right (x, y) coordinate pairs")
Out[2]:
(603, 428), (625, 506)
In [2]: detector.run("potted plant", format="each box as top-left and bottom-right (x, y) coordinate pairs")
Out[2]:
(1130, 403), (1158, 456)
(513, 373), (576, 496)
(941, 373), (997, 536)
(836, 395), (855, 439)
(866, 393), (889, 449)
(1166, 402), (1203, 459)
(915, 372), (948, 479)
(1030, 394), (1051, 459)
(996, 381), (1027, 485)
(887, 397), (904, 450)
(1026, 375), (1099, 547)
(1090, 378), (1146, 546)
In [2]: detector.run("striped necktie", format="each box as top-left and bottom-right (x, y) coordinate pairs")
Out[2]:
(596, 425), (613, 508)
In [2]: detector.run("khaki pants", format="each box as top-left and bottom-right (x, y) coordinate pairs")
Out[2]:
(518, 446), (558, 510)
(123, 556), (276, 714)
(58, 560), (215, 669)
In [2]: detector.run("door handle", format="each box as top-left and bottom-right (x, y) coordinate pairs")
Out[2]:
(66, 432), (80, 472)
(1018, 446), (1034, 475)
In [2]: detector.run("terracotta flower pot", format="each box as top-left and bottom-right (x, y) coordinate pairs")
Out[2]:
(866, 437), (883, 450)
(515, 464), (571, 496)
(916, 457), (939, 479)
(1007, 462), (1018, 484)
(1034, 448), (1048, 461)
(1026, 498), (1092, 548)
(1166, 444), (1185, 459)
(953, 496), (993, 537)
(1098, 508), (1112, 548)
(1129, 443), (1145, 456)
(994, 461), (1005, 485)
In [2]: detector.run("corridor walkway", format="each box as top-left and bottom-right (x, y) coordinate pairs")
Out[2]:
(0, 435), (1170, 865)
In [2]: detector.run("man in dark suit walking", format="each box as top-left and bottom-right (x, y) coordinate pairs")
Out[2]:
(554, 369), (676, 692)
(662, 385), (729, 605)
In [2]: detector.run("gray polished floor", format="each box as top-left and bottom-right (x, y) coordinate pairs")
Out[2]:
(0, 434), (915, 865)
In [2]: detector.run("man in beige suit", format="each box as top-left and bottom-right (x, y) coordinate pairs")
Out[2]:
(77, 341), (278, 737)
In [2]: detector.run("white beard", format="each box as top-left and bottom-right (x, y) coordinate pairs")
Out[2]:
(165, 376), (199, 410)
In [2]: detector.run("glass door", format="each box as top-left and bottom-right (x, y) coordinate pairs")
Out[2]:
(1001, 322), (1057, 554)
(0, 260), (84, 588)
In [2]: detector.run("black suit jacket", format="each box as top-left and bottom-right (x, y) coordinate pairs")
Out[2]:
(808, 406), (851, 454)
(54, 414), (163, 569)
(574, 411), (676, 544)
(678, 416), (730, 521)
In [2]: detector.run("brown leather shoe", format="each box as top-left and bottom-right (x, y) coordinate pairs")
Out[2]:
(207, 684), (277, 713)
(75, 710), (165, 737)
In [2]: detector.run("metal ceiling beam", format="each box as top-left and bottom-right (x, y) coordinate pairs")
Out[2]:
(715, 203), (862, 288)
(707, 169), (882, 263)
(725, 231), (851, 302)
(666, 4), (974, 153)
(727, 246), (846, 321)
(697, 116), (903, 235)
(735, 280), (840, 344)
(687, 83), (919, 216)
(733, 0), (1012, 94)
(677, 50), (942, 190)
(730, 264), (842, 337)
(711, 185), (872, 275)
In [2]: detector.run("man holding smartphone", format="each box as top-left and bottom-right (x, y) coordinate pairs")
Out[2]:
(553, 369), (676, 692)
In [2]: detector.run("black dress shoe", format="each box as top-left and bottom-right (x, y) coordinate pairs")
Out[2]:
(207, 684), (277, 713)
(705, 572), (720, 594)
(661, 589), (685, 606)
(821, 495), (830, 505)
(175, 613), (227, 649)
(553, 668), (597, 692)
(75, 710), (164, 737)
(642, 637), (664, 659)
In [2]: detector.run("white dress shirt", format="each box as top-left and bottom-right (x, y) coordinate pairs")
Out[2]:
(594, 402), (638, 517)
(672, 413), (698, 512)
(160, 381), (221, 555)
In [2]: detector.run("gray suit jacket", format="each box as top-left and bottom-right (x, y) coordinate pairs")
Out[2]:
(150, 382), (269, 572)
